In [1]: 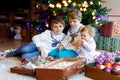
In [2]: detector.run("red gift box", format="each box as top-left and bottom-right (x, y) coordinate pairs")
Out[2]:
(100, 22), (120, 38)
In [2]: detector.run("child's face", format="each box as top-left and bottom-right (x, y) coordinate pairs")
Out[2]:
(51, 23), (64, 35)
(69, 18), (81, 28)
(81, 31), (91, 41)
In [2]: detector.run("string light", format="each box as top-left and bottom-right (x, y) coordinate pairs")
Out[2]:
(64, 2), (68, 7)
(98, 1), (102, 5)
(72, 2), (76, 6)
(80, 8), (83, 11)
(62, 0), (66, 4)
(92, 10), (96, 16)
(34, 0), (110, 31)
(53, 13), (57, 16)
(83, 8), (87, 11)
(78, 4), (81, 7)
(90, 1), (93, 5)
(100, 24), (102, 26)
(49, 4), (55, 8)
(82, 4), (85, 7)
(97, 17), (101, 20)
(68, 0), (72, 3)
(92, 16), (96, 20)
(56, 3), (62, 8)
(95, 21), (99, 24)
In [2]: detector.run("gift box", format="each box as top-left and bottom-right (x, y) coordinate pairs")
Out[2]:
(100, 21), (120, 38)
(108, 15), (120, 22)
(97, 36), (120, 52)
(85, 63), (120, 80)
(36, 57), (86, 80)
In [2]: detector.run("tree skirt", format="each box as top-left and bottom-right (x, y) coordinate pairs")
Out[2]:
(0, 57), (92, 80)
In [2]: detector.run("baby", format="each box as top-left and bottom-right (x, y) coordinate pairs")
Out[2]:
(76, 25), (100, 63)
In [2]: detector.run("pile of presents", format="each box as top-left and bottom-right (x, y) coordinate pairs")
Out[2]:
(84, 15), (120, 80)
(97, 15), (120, 52)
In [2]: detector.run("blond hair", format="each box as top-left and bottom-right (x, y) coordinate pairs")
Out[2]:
(81, 25), (96, 37)
(68, 9), (82, 21)
(51, 18), (65, 27)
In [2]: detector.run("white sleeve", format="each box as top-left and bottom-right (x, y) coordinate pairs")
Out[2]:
(32, 30), (49, 47)
(82, 38), (96, 52)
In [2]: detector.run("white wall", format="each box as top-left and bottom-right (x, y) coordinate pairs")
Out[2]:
(104, 0), (120, 15)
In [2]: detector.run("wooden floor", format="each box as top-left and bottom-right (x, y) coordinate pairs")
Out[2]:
(0, 36), (31, 51)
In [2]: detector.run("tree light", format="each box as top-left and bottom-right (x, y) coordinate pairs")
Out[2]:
(49, 4), (55, 8)
(62, 0), (66, 4)
(64, 3), (68, 7)
(56, 3), (62, 8)
(68, 0), (72, 3)
(90, 1), (93, 5)
(73, 2), (76, 6)
(80, 8), (83, 11)
(92, 16), (96, 19)
(83, 8), (87, 11)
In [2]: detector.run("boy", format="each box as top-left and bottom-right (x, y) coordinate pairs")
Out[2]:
(6, 18), (66, 63)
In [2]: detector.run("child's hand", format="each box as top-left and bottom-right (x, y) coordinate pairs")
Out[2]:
(38, 46), (47, 58)
(41, 51), (47, 58)
(58, 44), (63, 52)
(81, 39), (86, 44)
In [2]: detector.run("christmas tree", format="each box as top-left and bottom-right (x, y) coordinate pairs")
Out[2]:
(31, 0), (111, 32)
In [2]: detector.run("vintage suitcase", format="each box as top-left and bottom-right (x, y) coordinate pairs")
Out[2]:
(36, 57), (86, 80)
(10, 57), (51, 75)
(10, 66), (35, 75)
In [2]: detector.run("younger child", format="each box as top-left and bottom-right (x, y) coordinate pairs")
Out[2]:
(6, 18), (66, 62)
(48, 9), (84, 58)
(77, 25), (100, 63)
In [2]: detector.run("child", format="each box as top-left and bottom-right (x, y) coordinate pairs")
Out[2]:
(6, 18), (66, 62)
(77, 25), (100, 63)
(48, 9), (84, 58)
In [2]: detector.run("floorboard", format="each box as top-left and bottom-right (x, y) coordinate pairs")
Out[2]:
(0, 37), (31, 51)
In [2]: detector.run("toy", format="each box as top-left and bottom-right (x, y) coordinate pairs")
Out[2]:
(14, 26), (22, 40)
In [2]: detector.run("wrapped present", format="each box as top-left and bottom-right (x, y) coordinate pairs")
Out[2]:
(100, 15), (120, 38)
(97, 36), (120, 52)
(100, 22), (120, 38)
